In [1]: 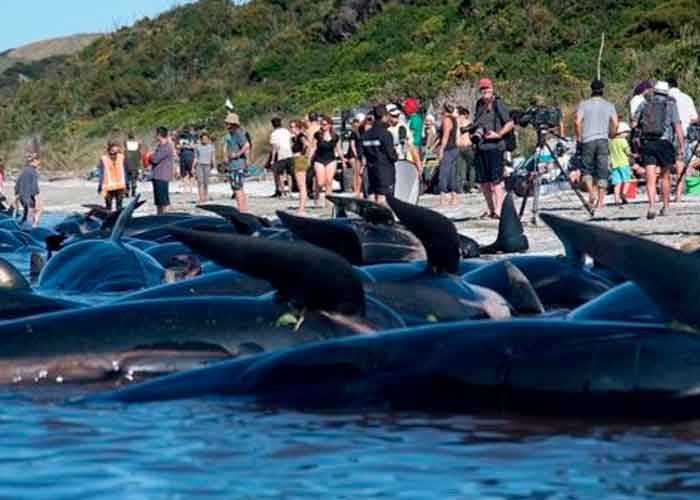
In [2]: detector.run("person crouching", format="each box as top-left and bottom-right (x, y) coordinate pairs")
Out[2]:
(98, 142), (127, 211)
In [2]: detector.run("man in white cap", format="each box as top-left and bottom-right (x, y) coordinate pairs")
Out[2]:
(668, 76), (699, 202)
(223, 112), (249, 212)
(387, 103), (422, 173)
(632, 81), (685, 219)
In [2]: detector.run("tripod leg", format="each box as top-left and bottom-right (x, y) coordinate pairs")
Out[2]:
(532, 174), (541, 224)
(519, 186), (530, 218)
(543, 140), (594, 216)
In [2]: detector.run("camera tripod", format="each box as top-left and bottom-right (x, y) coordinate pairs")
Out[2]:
(517, 127), (595, 223)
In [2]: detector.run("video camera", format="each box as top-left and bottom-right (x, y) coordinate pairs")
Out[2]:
(511, 105), (562, 130)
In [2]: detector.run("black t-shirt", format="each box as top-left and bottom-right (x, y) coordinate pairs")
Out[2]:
(292, 133), (307, 155)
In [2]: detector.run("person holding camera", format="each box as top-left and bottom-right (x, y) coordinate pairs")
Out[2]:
(575, 79), (618, 213)
(472, 78), (514, 218)
(632, 81), (684, 219)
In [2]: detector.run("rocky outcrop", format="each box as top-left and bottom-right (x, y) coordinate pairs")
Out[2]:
(324, 0), (386, 41)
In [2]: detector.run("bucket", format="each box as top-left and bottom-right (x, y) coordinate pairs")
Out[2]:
(686, 177), (700, 195)
(623, 179), (637, 200)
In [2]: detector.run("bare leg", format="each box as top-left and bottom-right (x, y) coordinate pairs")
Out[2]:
(613, 183), (621, 204)
(646, 165), (657, 214)
(324, 161), (337, 200)
(597, 185), (605, 209)
(675, 159), (685, 203)
(493, 181), (505, 216)
(294, 171), (308, 214)
(314, 163), (327, 208)
(480, 182), (495, 216)
(582, 177), (596, 207)
(660, 168), (671, 210)
(235, 190), (248, 213)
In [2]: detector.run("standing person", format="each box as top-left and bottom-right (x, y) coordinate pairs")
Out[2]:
(223, 113), (249, 212)
(437, 103), (461, 206)
(308, 115), (345, 208)
(149, 126), (175, 215)
(404, 98), (424, 162)
(177, 126), (196, 196)
(609, 122), (633, 206)
(668, 76), (699, 202)
(361, 105), (397, 205)
(124, 132), (141, 197)
(473, 78), (514, 217)
(346, 115), (364, 196)
(14, 153), (42, 227)
(632, 81), (685, 219)
(289, 120), (309, 214)
(630, 81), (653, 118)
(269, 117), (294, 198)
(575, 79), (619, 212)
(98, 141), (127, 211)
(455, 106), (475, 193)
(387, 104), (422, 172)
(193, 131), (216, 203)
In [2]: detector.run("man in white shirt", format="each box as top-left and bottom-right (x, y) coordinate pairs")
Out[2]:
(269, 117), (294, 197)
(668, 77), (700, 202)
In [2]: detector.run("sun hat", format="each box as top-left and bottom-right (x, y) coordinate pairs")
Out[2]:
(386, 103), (401, 116)
(225, 112), (240, 125)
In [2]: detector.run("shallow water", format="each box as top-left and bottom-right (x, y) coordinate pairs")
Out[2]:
(0, 388), (699, 499)
(4, 213), (700, 498)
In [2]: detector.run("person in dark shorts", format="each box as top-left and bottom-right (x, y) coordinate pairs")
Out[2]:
(632, 81), (685, 219)
(268, 117), (294, 197)
(177, 126), (196, 195)
(473, 78), (514, 218)
(149, 126), (175, 215)
(14, 153), (42, 227)
(360, 105), (397, 205)
(124, 132), (141, 197)
(224, 112), (250, 212)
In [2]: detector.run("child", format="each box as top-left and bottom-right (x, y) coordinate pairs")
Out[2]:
(14, 153), (42, 227)
(609, 122), (633, 207)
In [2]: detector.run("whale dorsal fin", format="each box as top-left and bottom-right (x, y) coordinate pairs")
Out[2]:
(386, 196), (459, 275)
(169, 228), (366, 316)
(276, 211), (364, 265)
(540, 212), (700, 327)
(197, 204), (270, 235)
(0, 257), (30, 290)
(480, 193), (529, 255)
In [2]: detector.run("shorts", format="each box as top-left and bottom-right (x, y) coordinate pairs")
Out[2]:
(475, 148), (504, 184)
(272, 158), (293, 175)
(228, 159), (246, 191)
(180, 155), (194, 177)
(196, 164), (210, 188)
(581, 139), (609, 188)
(292, 156), (309, 175)
(367, 164), (395, 196)
(640, 139), (675, 169)
(610, 166), (632, 186)
(152, 179), (170, 207)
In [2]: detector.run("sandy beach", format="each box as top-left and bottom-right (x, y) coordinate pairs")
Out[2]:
(9, 173), (700, 255)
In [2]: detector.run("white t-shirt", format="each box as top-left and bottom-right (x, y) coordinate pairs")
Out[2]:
(270, 128), (293, 161)
(669, 87), (699, 135)
(388, 123), (414, 160)
(630, 94), (646, 119)
(126, 140), (140, 152)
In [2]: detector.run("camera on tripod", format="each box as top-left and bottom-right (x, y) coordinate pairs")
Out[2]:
(511, 106), (562, 130)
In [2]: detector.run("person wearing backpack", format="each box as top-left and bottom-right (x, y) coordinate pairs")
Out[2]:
(472, 78), (514, 218)
(632, 81), (685, 219)
(575, 79), (619, 214)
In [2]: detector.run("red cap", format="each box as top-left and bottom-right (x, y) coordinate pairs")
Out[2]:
(477, 78), (493, 90)
(403, 98), (418, 116)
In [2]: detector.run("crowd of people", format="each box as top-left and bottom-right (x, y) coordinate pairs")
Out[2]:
(5, 74), (699, 225)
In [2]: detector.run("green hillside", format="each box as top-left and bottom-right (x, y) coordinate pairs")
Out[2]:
(0, 0), (698, 156)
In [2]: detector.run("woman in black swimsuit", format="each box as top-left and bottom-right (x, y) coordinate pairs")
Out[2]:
(308, 115), (346, 208)
(347, 116), (364, 195)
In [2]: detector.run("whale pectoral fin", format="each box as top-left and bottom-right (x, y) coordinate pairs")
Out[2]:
(540, 213), (700, 328)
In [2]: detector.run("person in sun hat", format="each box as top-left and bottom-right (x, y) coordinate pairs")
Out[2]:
(223, 112), (250, 212)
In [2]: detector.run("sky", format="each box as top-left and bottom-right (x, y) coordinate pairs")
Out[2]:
(0, 0), (196, 52)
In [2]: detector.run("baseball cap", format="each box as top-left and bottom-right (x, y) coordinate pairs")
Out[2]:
(403, 98), (418, 116)
(477, 78), (493, 90)
(225, 112), (240, 125)
(386, 103), (401, 116)
(654, 81), (670, 94)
